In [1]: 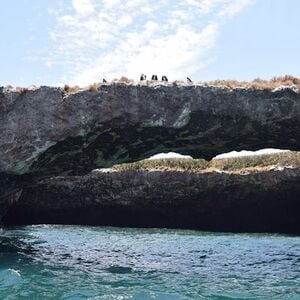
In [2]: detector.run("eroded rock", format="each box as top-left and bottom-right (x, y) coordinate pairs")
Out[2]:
(3, 167), (300, 233)
(1, 84), (299, 230)
(1, 84), (299, 176)
(0, 173), (24, 221)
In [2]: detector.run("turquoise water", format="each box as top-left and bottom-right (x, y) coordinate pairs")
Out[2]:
(0, 226), (299, 299)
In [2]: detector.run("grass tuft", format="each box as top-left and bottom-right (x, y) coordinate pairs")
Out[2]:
(88, 83), (98, 92)
(205, 75), (300, 91)
(210, 151), (300, 171)
(5, 85), (13, 90)
(119, 76), (133, 84)
(113, 158), (209, 172)
(4, 74), (300, 95)
(112, 151), (300, 173)
(15, 87), (28, 94)
(63, 85), (80, 94)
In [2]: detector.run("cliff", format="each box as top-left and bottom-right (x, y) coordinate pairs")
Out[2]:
(1, 84), (299, 176)
(3, 166), (300, 233)
(1, 83), (299, 232)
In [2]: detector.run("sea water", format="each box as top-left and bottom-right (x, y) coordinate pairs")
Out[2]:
(0, 225), (299, 299)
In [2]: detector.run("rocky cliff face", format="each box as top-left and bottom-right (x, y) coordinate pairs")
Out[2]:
(1, 83), (299, 231)
(1, 84), (299, 176)
(0, 173), (23, 221)
(3, 167), (300, 233)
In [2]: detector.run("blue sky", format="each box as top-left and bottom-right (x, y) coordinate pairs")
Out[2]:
(1, 0), (299, 87)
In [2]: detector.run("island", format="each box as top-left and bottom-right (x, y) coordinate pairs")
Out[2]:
(1, 81), (299, 233)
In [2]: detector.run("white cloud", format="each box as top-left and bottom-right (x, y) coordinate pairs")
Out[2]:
(144, 21), (159, 32)
(45, 0), (255, 85)
(45, 61), (53, 68)
(72, 0), (94, 15)
(218, 0), (253, 18)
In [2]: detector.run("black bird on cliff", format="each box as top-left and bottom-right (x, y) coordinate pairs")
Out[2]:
(151, 75), (158, 80)
(162, 76), (168, 82)
(140, 74), (146, 81)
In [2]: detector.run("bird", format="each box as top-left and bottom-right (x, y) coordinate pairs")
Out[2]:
(187, 77), (193, 83)
(162, 76), (168, 82)
(140, 74), (146, 81)
(151, 75), (158, 80)
(103, 78), (107, 83)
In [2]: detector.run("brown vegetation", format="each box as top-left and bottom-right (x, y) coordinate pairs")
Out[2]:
(88, 83), (98, 92)
(205, 75), (300, 91)
(15, 87), (28, 94)
(4, 75), (300, 95)
(172, 80), (186, 86)
(119, 76), (134, 84)
(63, 84), (80, 94)
(113, 151), (300, 173)
(113, 157), (209, 172)
(5, 85), (13, 90)
(210, 151), (300, 171)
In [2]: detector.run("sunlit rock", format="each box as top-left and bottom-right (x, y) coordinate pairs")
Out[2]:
(0, 84), (299, 176)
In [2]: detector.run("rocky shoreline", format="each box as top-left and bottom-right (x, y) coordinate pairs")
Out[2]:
(3, 165), (299, 234)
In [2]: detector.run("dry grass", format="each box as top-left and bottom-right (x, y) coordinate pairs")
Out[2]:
(15, 87), (28, 94)
(110, 76), (134, 84)
(119, 76), (134, 84)
(88, 83), (99, 92)
(5, 85), (13, 90)
(4, 74), (300, 95)
(172, 80), (186, 86)
(113, 151), (300, 173)
(63, 83), (99, 94)
(113, 158), (209, 172)
(205, 75), (300, 92)
(210, 151), (300, 171)
(63, 85), (80, 94)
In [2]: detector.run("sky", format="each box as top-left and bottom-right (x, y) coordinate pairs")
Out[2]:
(0, 0), (300, 87)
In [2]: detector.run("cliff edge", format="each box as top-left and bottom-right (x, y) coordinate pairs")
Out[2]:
(1, 84), (299, 176)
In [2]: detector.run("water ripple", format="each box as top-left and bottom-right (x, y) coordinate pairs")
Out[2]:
(0, 225), (299, 299)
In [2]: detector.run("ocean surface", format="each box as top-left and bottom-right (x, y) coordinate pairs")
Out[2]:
(0, 226), (299, 300)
